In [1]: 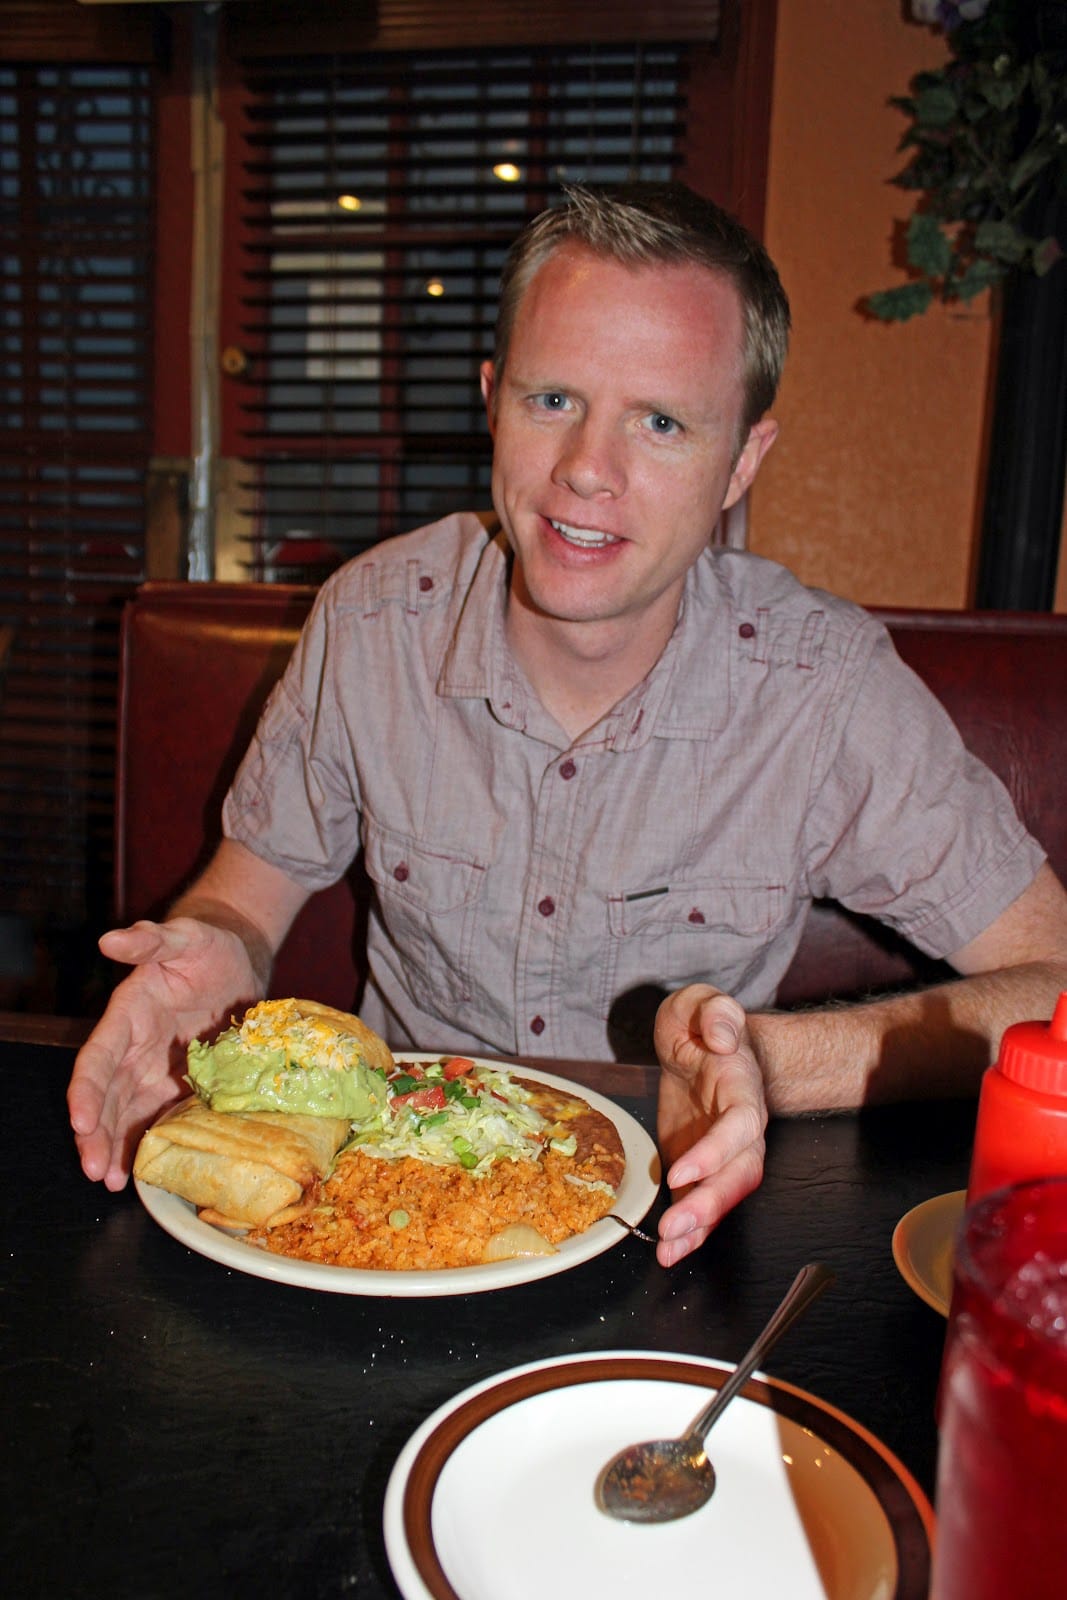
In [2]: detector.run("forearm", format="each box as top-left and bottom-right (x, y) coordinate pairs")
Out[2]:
(752, 959), (1067, 1115)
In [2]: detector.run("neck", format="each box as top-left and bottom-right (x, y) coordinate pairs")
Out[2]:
(505, 576), (681, 742)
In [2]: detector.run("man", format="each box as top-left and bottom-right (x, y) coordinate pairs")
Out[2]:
(68, 183), (1067, 1268)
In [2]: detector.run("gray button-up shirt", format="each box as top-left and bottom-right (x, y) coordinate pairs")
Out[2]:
(224, 513), (1044, 1060)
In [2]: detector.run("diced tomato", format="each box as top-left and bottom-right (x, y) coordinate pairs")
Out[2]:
(390, 1063), (425, 1082)
(391, 1084), (448, 1113)
(443, 1057), (476, 1080)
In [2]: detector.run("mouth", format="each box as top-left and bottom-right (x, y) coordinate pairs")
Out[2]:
(548, 518), (621, 551)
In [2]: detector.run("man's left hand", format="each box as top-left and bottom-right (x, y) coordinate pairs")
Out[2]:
(654, 984), (768, 1267)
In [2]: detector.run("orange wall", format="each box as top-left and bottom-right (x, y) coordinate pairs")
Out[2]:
(749, 0), (999, 609)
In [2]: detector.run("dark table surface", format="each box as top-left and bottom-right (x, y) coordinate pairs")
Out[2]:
(2, 1027), (974, 1599)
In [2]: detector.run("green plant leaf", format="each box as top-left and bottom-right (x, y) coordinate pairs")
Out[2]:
(1033, 236), (1063, 277)
(1008, 143), (1053, 194)
(961, 93), (995, 125)
(910, 69), (947, 97)
(865, 7), (1065, 327)
(978, 73), (1022, 113)
(1031, 56), (1054, 113)
(906, 212), (953, 275)
(864, 283), (935, 322)
(913, 84), (960, 129)
(953, 257), (1005, 302)
(974, 218), (1030, 263)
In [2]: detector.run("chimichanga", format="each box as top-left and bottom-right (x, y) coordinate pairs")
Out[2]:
(134, 1096), (350, 1228)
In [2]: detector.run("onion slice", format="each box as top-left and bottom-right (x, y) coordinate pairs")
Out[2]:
(482, 1223), (558, 1262)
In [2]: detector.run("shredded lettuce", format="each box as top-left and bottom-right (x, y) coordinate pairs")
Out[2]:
(343, 1059), (553, 1175)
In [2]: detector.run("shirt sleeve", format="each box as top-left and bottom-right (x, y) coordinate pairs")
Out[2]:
(802, 626), (1046, 959)
(222, 588), (363, 891)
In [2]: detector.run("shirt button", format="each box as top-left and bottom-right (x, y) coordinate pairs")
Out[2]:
(688, 908), (706, 924)
(739, 622), (755, 639)
(537, 896), (555, 917)
(393, 863), (410, 882)
(419, 574), (433, 592)
(529, 1015), (546, 1036)
(559, 759), (577, 780)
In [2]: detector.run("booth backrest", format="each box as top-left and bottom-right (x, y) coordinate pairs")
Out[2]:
(116, 582), (1067, 1015)
(116, 581), (366, 1009)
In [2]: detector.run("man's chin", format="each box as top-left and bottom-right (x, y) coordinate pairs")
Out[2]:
(517, 554), (630, 617)
(516, 581), (627, 628)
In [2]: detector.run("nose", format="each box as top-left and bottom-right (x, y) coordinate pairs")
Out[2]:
(550, 414), (625, 499)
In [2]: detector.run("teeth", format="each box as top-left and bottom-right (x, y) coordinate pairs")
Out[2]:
(549, 519), (616, 549)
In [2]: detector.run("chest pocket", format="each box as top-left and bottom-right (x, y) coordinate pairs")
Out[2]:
(363, 815), (488, 1009)
(600, 880), (787, 1019)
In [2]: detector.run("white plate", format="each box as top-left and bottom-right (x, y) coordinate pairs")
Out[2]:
(135, 1059), (660, 1297)
(384, 1351), (934, 1600)
(891, 1190), (966, 1317)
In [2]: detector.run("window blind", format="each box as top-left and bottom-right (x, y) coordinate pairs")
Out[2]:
(222, 42), (692, 581)
(0, 62), (153, 945)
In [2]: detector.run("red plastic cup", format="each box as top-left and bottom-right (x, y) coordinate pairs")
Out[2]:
(930, 1178), (1067, 1600)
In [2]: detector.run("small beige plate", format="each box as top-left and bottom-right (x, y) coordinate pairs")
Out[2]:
(384, 1352), (934, 1600)
(891, 1190), (966, 1317)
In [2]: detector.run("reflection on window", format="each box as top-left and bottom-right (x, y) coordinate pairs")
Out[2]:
(0, 63), (153, 936)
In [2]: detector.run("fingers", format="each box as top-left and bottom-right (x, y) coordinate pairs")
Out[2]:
(67, 969), (185, 1184)
(697, 993), (746, 1054)
(71, 1042), (186, 1187)
(67, 1014), (134, 1136)
(655, 985), (747, 1073)
(664, 1068), (766, 1189)
(656, 1132), (765, 1267)
(68, 1006), (144, 1184)
(657, 1092), (766, 1266)
(74, 1126), (130, 1191)
(74, 1069), (186, 1190)
(97, 918), (199, 968)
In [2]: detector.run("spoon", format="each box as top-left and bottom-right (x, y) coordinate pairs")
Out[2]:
(595, 1260), (835, 1523)
(608, 1214), (657, 1244)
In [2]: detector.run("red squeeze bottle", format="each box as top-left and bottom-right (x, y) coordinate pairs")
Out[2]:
(966, 992), (1067, 1204)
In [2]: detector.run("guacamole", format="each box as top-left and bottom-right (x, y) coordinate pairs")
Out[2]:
(187, 1002), (387, 1120)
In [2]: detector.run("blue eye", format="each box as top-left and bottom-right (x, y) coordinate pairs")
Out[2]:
(534, 391), (569, 411)
(647, 413), (680, 435)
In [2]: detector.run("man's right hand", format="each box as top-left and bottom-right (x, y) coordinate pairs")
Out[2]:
(68, 838), (310, 1190)
(67, 917), (263, 1191)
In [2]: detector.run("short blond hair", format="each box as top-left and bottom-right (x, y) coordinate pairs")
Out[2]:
(493, 182), (790, 433)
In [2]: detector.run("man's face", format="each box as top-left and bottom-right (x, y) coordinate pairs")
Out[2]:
(480, 244), (777, 641)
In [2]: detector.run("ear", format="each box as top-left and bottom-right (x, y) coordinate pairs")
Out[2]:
(479, 359), (498, 437)
(722, 417), (778, 511)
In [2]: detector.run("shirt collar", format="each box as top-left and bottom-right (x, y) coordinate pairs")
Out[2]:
(437, 528), (534, 732)
(635, 548), (735, 741)
(437, 533), (734, 746)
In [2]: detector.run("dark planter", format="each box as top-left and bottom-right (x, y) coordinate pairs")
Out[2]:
(973, 1), (1067, 609)
(974, 184), (1067, 610)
